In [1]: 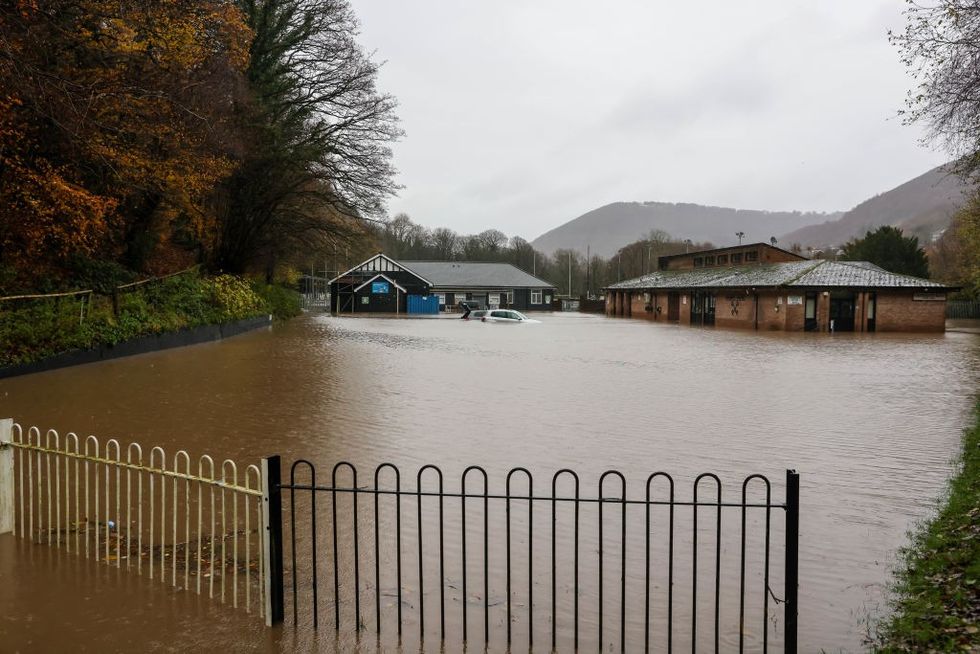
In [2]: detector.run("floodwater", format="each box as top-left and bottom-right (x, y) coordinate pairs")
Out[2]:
(1, 312), (978, 652)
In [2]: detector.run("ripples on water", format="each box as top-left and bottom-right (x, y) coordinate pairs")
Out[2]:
(1, 312), (978, 651)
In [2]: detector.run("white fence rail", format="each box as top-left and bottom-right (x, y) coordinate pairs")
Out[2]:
(0, 419), (267, 618)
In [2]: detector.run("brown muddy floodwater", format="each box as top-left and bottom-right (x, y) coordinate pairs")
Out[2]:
(1, 312), (979, 652)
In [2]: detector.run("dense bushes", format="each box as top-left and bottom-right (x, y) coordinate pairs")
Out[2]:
(0, 271), (301, 368)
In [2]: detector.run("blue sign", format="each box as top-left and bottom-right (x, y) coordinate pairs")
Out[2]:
(371, 281), (390, 294)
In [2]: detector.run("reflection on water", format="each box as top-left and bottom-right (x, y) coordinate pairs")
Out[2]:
(1, 312), (978, 651)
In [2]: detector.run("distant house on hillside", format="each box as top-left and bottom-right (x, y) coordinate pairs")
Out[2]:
(605, 243), (954, 332)
(329, 254), (556, 314)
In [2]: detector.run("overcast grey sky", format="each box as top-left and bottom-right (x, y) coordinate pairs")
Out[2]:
(355, 1), (947, 240)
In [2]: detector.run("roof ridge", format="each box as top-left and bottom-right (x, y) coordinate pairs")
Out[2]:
(781, 260), (825, 286)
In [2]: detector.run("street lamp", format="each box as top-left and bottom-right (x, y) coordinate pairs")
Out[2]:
(736, 231), (745, 245)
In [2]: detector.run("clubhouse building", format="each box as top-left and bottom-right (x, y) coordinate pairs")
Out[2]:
(604, 243), (952, 332)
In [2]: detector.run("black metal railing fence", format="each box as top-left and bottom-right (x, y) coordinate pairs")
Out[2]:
(263, 458), (799, 653)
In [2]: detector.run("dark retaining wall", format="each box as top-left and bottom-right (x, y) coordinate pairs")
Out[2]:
(0, 314), (272, 380)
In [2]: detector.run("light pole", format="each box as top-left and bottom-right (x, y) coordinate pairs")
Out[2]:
(568, 251), (572, 297)
(736, 231), (745, 245)
(685, 239), (692, 253)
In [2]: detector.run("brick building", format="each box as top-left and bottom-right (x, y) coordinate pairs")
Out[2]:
(604, 243), (952, 332)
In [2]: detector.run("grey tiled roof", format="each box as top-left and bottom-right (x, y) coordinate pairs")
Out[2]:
(399, 261), (555, 289)
(606, 260), (948, 290)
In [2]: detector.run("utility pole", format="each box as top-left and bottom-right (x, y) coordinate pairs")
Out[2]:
(647, 245), (652, 274)
(587, 244), (591, 297)
(533, 251), (536, 276)
(618, 253), (621, 282)
(568, 251), (572, 297)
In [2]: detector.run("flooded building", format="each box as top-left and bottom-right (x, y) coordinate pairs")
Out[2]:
(604, 243), (952, 332)
(330, 253), (556, 314)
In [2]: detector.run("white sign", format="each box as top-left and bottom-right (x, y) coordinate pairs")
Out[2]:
(787, 295), (803, 305)
(913, 293), (946, 301)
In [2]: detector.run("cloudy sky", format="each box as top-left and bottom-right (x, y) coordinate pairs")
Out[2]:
(355, 1), (948, 240)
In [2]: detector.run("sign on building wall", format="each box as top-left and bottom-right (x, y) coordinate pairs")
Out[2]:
(913, 293), (946, 301)
(371, 281), (390, 294)
(787, 295), (803, 305)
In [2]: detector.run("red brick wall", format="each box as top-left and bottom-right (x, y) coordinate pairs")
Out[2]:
(607, 288), (947, 332)
(662, 245), (806, 271)
(784, 294), (806, 331)
(630, 292), (648, 318)
(756, 292), (788, 331)
(715, 293), (755, 329)
(875, 292), (947, 332)
(678, 293), (691, 325)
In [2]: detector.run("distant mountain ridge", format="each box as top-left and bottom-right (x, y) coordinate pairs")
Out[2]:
(531, 202), (839, 257)
(778, 165), (971, 248)
(531, 164), (973, 257)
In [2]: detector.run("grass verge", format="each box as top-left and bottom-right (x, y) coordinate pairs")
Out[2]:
(872, 401), (980, 651)
(0, 271), (302, 368)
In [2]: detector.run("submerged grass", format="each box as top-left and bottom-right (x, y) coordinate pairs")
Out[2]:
(0, 271), (302, 368)
(872, 401), (980, 651)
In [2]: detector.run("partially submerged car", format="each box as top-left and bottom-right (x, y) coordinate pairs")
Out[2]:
(481, 309), (540, 323)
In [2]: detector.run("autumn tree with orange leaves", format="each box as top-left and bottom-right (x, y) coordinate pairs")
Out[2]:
(0, 0), (401, 291)
(0, 0), (249, 286)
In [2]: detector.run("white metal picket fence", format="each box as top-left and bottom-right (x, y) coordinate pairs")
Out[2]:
(0, 419), (270, 619)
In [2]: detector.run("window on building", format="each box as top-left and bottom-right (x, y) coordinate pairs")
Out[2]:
(531, 290), (543, 304)
(717, 254), (728, 264)
(745, 250), (759, 262)
(544, 294), (552, 304)
(506, 291), (514, 305)
(731, 253), (743, 264)
(693, 257), (704, 268)
(455, 292), (467, 302)
(435, 293), (446, 305)
(704, 256), (716, 265)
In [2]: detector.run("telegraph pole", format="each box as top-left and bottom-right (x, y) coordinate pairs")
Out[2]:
(587, 244), (591, 297)
(567, 251), (572, 297)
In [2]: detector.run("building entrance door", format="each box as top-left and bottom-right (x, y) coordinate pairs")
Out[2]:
(829, 292), (856, 332)
(667, 292), (680, 321)
(866, 293), (876, 332)
(804, 292), (818, 331)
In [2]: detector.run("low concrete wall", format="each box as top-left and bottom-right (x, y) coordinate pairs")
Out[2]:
(0, 314), (272, 380)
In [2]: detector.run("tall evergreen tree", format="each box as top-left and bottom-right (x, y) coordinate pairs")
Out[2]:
(840, 226), (930, 277)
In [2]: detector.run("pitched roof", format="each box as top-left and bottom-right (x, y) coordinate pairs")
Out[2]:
(606, 260), (950, 291)
(397, 261), (555, 289)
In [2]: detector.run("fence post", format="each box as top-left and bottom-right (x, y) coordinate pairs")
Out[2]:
(784, 469), (799, 654)
(262, 455), (284, 626)
(0, 419), (12, 535)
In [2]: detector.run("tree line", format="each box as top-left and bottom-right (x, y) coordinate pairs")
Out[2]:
(339, 213), (713, 297)
(0, 0), (398, 293)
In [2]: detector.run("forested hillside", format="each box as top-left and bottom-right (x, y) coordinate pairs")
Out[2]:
(780, 165), (969, 248)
